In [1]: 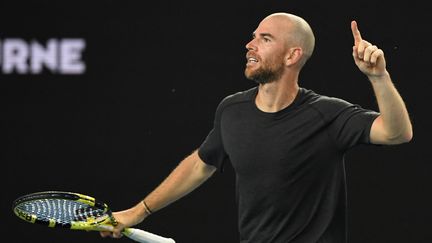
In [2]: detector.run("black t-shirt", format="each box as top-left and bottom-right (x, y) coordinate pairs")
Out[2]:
(198, 86), (379, 243)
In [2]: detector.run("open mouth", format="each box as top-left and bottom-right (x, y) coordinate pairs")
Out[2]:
(246, 56), (259, 66)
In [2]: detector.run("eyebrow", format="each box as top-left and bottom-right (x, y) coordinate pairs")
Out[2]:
(252, 32), (276, 39)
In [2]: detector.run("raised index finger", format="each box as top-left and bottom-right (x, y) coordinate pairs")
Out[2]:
(351, 20), (362, 45)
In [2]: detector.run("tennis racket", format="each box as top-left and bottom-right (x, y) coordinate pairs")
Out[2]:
(12, 191), (175, 243)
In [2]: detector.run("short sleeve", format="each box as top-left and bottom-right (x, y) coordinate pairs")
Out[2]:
(198, 98), (229, 171)
(333, 104), (379, 150)
(315, 97), (380, 151)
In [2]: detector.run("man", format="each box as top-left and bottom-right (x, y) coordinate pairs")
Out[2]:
(101, 12), (412, 242)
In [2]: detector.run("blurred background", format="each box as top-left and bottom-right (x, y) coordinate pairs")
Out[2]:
(2, 1), (431, 242)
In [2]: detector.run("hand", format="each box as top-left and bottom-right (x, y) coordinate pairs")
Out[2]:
(100, 212), (128, 239)
(351, 20), (387, 79)
(100, 203), (148, 239)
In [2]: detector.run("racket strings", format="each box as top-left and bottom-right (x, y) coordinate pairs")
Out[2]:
(74, 206), (106, 221)
(16, 198), (105, 225)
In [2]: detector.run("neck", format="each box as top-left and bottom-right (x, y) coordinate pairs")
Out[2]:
(255, 79), (299, 113)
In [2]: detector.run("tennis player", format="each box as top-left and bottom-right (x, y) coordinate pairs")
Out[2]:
(101, 12), (412, 243)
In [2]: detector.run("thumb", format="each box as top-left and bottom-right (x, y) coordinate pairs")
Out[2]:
(100, 231), (113, 238)
(112, 230), (124, 238)
(112, 221), (126, 238)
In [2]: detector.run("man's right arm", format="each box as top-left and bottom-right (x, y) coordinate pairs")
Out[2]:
(101, 149), (216, 238)
(142, 149), (217, 214)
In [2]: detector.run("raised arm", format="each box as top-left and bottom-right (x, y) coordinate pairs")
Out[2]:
(101, 150), (216, 238)
(351, 20), (413, 145)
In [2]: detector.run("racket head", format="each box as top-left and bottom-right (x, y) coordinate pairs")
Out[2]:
(12, 191), (117, 231)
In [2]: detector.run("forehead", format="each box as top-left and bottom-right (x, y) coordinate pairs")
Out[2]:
(254, 16), (291, 38)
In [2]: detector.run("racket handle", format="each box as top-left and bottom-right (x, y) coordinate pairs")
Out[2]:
(123, 228), (176, 243)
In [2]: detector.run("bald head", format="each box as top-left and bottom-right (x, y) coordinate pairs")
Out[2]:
(261, 13), (315, 65)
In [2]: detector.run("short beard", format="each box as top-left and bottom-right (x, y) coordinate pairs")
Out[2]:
(245, 65), (284, 84)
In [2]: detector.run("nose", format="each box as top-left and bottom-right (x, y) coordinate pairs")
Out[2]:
(245, 39), (257, 51)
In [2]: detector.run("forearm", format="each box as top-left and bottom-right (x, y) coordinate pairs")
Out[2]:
(369, 71), (413, 142)
(115, 151), (215, 227)
(143, 150), (215, 211)
(117, 150), (216, 227)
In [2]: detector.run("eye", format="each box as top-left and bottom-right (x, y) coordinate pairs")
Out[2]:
(263, 38), (271, 43)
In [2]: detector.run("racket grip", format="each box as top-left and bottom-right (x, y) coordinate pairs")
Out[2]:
(123, 228), (176, 243)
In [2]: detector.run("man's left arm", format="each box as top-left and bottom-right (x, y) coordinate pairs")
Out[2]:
(351, 20), (413, 145)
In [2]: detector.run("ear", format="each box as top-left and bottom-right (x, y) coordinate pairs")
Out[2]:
(285, 47), (303, 66)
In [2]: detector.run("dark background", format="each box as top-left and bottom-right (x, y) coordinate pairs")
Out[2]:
(2, 1), (431, 242)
